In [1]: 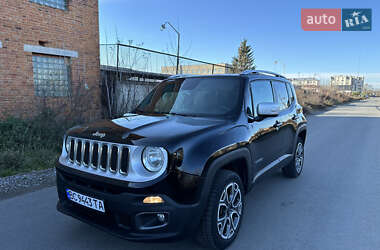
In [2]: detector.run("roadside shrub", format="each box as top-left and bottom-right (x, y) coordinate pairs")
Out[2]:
(295, 87), (361, 114)
(0, 73), (101, 177)
(0, 109), (72, 177)
(0, 151), (25, 177)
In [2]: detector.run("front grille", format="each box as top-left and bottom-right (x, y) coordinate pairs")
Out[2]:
(67, 137), (129, 175)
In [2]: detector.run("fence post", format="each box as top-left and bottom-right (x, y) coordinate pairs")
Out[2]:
(116, 43), (120, 81)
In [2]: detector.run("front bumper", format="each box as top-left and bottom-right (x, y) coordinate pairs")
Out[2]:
(56, 166), (202, 241)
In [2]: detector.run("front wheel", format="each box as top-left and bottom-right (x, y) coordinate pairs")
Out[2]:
(196, 170), (245, 249)
(282, 137), (305, 178)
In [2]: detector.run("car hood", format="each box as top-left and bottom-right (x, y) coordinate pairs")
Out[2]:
(67, 113), (229, 147)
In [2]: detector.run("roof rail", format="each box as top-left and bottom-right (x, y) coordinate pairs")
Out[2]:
(240, 70), (287, 79)
(167, 74), (193, 79)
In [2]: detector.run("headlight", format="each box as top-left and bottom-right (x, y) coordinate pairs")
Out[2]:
(142, 147), (167, 172)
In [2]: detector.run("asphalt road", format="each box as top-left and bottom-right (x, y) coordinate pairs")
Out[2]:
(1, 97), (380, 250)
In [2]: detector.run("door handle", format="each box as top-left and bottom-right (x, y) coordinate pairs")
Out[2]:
(273, 121), (283, 130)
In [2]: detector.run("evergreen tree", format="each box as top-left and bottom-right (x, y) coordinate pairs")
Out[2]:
(232, 39), (255, 73)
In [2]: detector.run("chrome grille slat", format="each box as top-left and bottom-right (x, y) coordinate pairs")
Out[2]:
(116, 146), (122, 173)
(88, 141), (94, 166)
(68, 138), (74, 162)
(89, 142), (94, 168)
(73, 139), (78, 163)
(66, 137), (130, 176)
(98, 143), (103, 170)
(80, 140), (85, 165)
(106, 144), (112, 171)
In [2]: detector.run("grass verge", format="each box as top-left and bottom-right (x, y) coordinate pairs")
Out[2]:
(295, 88), (364, 114)
(0, 110), (69, 177)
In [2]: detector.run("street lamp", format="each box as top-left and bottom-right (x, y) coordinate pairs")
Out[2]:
(161, 21), (180, 74)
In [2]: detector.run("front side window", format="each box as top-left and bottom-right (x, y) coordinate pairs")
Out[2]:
(135, 77), (243, 117)
(250, 80), (274, 116)
(32, 55), (71, 97)
(272, 81), (290, 110)
(30, 0), (66, 10)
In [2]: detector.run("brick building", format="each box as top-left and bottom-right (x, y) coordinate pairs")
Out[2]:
(0, 0), (100, 118)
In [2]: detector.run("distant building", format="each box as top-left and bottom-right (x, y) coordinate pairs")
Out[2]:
(161, 63), (233, 75)
(330, 75), (364, 92)
(289, 78), (320, 89)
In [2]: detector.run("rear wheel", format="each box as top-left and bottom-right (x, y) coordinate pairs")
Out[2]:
(282, 137), (304, 178)
(196, 170), (244, 249)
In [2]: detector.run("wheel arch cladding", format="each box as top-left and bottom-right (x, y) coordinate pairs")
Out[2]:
(202, 147), (252, 194)
(298, 129), (307, 143)
(292, 126), (307, 153)
(219, 158), (249, 193)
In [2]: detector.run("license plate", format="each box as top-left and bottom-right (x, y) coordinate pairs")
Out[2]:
(66, 189), (105, 213)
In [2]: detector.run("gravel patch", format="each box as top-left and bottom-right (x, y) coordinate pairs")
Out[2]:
(0, 168), (56, 200)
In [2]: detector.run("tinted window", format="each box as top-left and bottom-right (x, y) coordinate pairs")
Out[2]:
(286, 82), (295, 104)
(250, 80), (274, 116)
(272, 81), (290, 110)
(135, 77), (243, 117)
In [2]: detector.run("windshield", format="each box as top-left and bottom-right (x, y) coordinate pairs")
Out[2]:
(134, 77), (243, 117)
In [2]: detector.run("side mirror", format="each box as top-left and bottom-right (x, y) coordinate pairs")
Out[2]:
(257, 102), (280, 117)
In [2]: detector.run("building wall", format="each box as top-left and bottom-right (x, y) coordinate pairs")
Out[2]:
(289, 78), (320, 88)
(100, 66), (167, 117)
(0, 0), (100, 118)
(330, 75), (364, 92)
(161, 63), (233, 75)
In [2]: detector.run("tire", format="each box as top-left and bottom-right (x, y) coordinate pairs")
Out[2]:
(196, 170), (245, 249)
(282, 137), (305, 178)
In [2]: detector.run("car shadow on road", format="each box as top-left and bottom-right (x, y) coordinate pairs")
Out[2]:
(61, 217), (204, 250)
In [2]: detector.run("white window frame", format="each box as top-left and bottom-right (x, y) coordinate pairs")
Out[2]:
(24, 44), (78, 58)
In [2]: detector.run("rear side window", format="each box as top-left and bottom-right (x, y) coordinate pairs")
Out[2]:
(272, 81), (290, 110)
(285, 82), (295, 104)
(250, 80), (274, 116)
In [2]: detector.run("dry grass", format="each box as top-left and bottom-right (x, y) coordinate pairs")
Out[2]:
(0, 84), (99, 177)
(295, 87), (363, 114)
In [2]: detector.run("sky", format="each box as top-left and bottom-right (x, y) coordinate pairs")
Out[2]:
(99, 0), (380, 87)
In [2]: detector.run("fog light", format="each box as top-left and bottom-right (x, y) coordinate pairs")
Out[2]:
(157, 213), (166, 222)
(143, 196), (164, 204)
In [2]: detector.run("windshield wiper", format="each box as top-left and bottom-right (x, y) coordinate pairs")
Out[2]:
(134, 109), (170, 115)
(133, 109), (146, 114)
(169, 112), (195, 117)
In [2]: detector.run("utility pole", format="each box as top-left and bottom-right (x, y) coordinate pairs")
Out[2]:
(161, 22), (180, 74)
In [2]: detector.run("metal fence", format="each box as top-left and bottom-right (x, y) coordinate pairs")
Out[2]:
(100, 43), (235, 118)
(100, 43), (234, 75)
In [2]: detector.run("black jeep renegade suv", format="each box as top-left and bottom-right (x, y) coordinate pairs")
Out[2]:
(56, 70), (307, 249)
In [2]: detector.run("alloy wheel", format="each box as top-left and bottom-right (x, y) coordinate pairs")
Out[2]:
(295, 142), (304, 173)
(217, 182), (243, 240)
